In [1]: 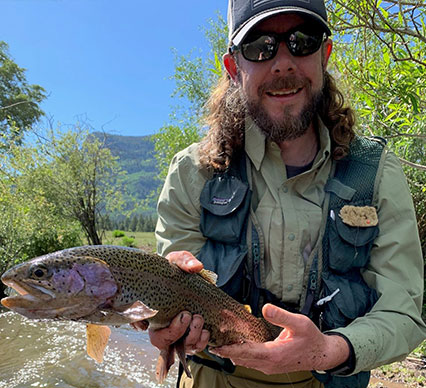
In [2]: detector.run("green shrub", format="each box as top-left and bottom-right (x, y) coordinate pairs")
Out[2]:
(122, 236), (135, 247)
(25, 227), (82, 259)
(112, 230), (126, 238)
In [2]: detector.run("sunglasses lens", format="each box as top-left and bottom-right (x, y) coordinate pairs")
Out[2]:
(241, 29), (324, 62)
(288, 31), (323, 56)
(241, 35), (277, 61)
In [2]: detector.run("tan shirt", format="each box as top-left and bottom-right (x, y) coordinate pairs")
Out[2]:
(156, 118), (426, 375)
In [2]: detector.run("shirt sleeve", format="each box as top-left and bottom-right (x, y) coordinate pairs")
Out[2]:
(155, 144), (208, 257)
(331, 149), (426, 374)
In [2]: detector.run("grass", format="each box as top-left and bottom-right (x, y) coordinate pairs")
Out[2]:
(370, 358), (426, 387)
(369, 343), (426, 387)
(102, 230), (156, 252)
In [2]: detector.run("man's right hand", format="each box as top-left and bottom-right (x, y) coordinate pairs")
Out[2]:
(148, 251), (210, 355)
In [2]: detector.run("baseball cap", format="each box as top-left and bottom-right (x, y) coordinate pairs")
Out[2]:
(228, 0), (332, 46)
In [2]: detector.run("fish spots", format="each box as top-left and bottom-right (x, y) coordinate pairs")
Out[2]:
(72, 263), (117, 299)
(4, 245), (275, 345)
(51, 268), (84, 295)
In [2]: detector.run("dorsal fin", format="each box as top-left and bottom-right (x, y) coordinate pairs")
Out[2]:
(199, 269), (218, 285)
(86, 324), (111, 363)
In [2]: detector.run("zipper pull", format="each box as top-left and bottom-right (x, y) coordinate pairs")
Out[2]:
(316, 288), (340, 307)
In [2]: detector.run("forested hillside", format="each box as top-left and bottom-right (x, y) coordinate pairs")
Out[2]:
(92, 132), (161, 213)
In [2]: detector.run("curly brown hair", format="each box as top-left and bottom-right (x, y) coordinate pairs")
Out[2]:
(198, 71), (356, 171)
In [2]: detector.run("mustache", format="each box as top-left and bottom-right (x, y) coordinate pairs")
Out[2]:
(257, 76), (308, 97)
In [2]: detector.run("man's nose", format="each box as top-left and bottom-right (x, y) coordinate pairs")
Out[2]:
(270, 42), (297, 74)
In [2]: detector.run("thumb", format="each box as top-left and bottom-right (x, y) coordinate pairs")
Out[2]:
(262, 303), (300, 330)
(166, 251), (203, 273)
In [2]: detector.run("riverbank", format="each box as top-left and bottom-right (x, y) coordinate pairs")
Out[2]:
(370, 357), (426, 387)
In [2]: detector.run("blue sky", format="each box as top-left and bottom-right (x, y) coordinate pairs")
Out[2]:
(1, 0), (227, 137)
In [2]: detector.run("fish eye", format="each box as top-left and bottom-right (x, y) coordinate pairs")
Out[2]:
(30, 265), (51, 279)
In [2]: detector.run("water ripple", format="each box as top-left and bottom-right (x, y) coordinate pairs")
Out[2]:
(0, 312), (178, 388)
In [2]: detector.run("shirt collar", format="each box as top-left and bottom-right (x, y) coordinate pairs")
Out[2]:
(244, 116), (331, 171)
(244, 116), (266, 171)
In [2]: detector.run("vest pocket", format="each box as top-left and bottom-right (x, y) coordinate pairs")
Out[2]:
(200, 175), (250, 243)
(321, 272), (378, 330)
(198, 240), (247, 289)
(328, 207), (379, 273)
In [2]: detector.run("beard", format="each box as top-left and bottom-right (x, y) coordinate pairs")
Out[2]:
(242, 75), (324, 143)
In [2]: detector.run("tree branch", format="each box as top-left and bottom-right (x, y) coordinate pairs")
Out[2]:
(386, 132), (426, 140)
(399, 157), (426, 171)
(0, 101), (36, 110)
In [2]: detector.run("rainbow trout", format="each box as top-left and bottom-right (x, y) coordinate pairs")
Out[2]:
(1, 245), (279, 382)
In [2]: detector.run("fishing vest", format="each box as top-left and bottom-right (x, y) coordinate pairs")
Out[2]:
(196, 136), (386, 388)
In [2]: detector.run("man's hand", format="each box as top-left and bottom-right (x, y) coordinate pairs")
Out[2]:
(210, 303), (350, 375)
(147, 251), (210, 355)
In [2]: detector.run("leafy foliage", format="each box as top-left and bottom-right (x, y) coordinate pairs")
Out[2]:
(153, 14), (228, 182)
(0, 41), (46, 151)
(112, 230), (126, 238)
(35, 127), (128, 245)
(121, 235), (136, 247)
(154, 122), (201, 181)
(0, 145), (82, 295)
(327, 0), (426, 255)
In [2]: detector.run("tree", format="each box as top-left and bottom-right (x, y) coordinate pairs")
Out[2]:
(0, 145), (82, 299)
(153, 14), (228, 181)
(0, 41), (46, 151)
(129, 215), (138, 232)
(327, 0), (426, 255)
(34, 126), (127, 245)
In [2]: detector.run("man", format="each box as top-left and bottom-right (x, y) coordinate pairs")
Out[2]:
(149, 0), (426, 387)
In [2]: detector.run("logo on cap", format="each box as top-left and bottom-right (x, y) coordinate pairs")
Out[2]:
(253, 0), (310, 8)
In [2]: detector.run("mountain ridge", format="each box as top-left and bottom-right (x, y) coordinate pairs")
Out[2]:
(92, 131), (161, 213)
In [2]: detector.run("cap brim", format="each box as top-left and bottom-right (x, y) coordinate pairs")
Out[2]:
(231, 7), (331, 46)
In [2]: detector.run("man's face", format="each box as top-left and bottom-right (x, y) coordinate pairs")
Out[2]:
(224, 13), (332, 143)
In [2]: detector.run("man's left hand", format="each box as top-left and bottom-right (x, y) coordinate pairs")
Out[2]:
(210, 304), (350, 375)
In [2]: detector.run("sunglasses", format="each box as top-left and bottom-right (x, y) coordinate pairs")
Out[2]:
(230, 26), (327, 62)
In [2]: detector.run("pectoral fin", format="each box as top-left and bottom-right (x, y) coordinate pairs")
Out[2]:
(86, 324), (111, 363)
(100, 300), (159, 325)
(118, 300), (158, 322)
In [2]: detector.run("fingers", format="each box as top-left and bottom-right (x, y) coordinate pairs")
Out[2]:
(149, 311), (192, 349)
(262, 303), (307, 331)
(166, 251), (204, 273)
(149, 311), (210, 355)
(184, 315), (210, 354)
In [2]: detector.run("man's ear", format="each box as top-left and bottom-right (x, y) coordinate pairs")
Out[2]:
(322, 39), (333, 69)
(223, 53), (239, 82)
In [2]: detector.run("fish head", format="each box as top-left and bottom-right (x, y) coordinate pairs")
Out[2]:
(1, 249), (118, 321)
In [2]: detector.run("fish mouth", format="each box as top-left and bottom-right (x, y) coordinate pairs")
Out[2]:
(1, 280), (84, 320)
(1, 276), (104, 320)
(1, 278), (54, 309)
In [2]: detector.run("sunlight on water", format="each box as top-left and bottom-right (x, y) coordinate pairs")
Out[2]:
(0, 312), (178, 388)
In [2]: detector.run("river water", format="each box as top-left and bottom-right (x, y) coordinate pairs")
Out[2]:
(1, 311), (415, 388)
(0, 311), (178, 388)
